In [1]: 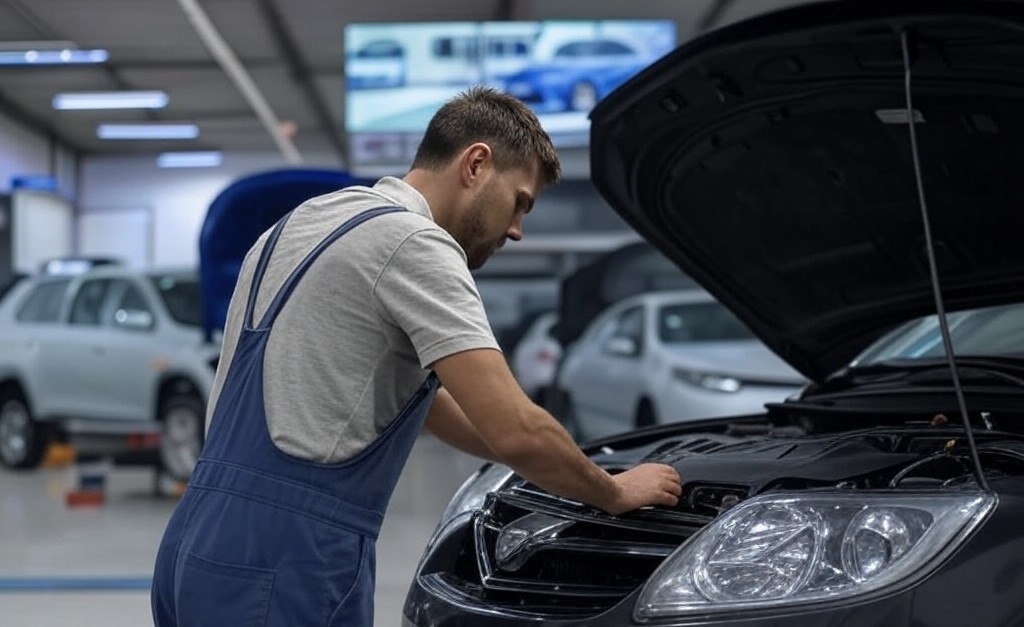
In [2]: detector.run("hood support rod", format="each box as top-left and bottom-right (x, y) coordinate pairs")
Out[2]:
(900, 28), (989, 492)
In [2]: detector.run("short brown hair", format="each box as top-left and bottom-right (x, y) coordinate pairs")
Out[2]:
(411, 86), (561, 185)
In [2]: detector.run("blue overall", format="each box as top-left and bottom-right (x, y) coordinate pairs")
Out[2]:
(152, 206), (439, 627)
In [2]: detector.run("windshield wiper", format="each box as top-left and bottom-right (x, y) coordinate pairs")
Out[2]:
(824, 357), (1024, 391)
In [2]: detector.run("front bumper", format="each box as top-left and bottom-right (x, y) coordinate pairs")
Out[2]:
(404, 482), (1024, 627)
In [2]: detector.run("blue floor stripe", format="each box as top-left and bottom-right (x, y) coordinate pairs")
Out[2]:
(0, 577), (152, 591)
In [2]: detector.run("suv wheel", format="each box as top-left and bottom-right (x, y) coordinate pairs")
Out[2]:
(0, 390), (48, 469)
(158, 393), (205, 481)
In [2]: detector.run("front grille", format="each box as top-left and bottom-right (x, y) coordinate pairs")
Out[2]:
(436, 481), (710, 618)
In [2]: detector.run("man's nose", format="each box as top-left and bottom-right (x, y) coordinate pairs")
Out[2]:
(506, 216), (523, 241)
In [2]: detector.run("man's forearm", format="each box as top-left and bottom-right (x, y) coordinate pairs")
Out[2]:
(430, 349), (680, 515)
(423, 388), (499, 461)
(425, 387), (619, 509)
(489, 403), (621, 512)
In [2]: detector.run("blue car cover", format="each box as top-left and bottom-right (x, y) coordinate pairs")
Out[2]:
(198, 168), (373, 341)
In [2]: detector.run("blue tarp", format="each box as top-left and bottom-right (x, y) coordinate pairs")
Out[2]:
(198, 168), (374, 340)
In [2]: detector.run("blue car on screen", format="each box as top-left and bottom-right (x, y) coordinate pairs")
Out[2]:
(346, 39), (406, 89)
(501, 39), (654, 113)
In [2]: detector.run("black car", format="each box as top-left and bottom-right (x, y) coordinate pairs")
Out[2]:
(404, 2), (1024, 625)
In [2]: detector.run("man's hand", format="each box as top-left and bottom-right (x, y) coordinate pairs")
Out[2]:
(604, 463), (682, 516)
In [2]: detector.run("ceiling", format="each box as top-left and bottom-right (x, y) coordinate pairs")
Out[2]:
(0, 0), (811, 168)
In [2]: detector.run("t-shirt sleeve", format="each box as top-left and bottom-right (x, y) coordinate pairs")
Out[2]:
(373, 228), (500, 368)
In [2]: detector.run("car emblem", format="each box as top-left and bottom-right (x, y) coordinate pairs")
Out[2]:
(495, 513), (574, 572)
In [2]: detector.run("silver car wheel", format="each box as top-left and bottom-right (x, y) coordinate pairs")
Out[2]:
(0, 399), (29, 466)
(159, 399), (203, 481)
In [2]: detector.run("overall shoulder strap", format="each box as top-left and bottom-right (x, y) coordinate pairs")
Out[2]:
(254, 205), (406, 330)
(244, 212), (293, 329)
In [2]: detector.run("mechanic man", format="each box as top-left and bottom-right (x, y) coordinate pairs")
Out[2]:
(151, 86), (682, 627)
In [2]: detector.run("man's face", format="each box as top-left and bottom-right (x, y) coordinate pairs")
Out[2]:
(458, 163), (542, 270)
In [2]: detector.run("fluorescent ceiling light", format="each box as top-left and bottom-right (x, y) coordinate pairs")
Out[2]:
(0, 40), (77, 51)
(97, 123), (199, 140)
(53, 91), (169, 110)
(157, 151), (223, 168)
(0, 49), (108, 65)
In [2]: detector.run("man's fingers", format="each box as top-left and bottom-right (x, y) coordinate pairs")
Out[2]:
(665, 477), (683, 496)
(656, 490), (680, 507)
(639, 463), (683, 506)
(606, 463), (684, 514)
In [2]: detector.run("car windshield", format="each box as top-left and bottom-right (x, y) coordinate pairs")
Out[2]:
(657, 301), (755, 343)
(148, 273), (202, 327)
(852, 302), (1024, 366)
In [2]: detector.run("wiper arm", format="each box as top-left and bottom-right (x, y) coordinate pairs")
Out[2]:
(825, 357), (1024, 390)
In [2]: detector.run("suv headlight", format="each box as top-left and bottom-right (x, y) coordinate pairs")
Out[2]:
(635, 491), (994, 620)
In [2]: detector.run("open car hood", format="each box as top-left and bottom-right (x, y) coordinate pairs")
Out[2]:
(590, 1), (1024, 383)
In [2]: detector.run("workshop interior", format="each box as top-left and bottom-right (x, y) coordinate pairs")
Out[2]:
(2, 0), (1024, 625)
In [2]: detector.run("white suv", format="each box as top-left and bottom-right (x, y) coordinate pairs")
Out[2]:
(0, 262), (218, 480)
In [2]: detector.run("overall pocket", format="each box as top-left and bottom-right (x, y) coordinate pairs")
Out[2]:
(177, 552), (275, 627)
(328, 535), (373, 627)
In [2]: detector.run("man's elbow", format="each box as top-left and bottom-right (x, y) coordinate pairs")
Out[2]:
(482, 409), (551, 467)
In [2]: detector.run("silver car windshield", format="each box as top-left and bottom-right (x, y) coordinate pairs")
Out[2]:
(657, 302), (755, 343)
(148, 274), (202, 327)
(853, 302), (1024, 366)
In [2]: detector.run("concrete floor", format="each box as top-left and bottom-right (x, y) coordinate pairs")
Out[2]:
(0, 434), (484, 626)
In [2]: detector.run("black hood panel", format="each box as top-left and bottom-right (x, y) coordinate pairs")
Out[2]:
(590, 1), (1024, 382)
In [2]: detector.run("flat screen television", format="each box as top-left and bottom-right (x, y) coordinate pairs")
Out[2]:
(344, 20), (677, 170)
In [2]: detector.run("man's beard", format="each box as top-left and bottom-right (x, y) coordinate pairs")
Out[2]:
(458, 190), (504, 270)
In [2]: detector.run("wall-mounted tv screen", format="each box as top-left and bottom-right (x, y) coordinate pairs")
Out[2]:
(344, 20), (677, 170)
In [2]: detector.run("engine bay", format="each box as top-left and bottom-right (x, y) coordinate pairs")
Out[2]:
(662, 428), (1021, 516)
(589, 410), (1024, 518)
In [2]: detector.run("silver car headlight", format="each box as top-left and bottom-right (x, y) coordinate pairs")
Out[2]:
(635, 491), (994, 620)
(437, 462), (513, 525)
(417, 463), (513, 572)
(672, 367), (742, 393)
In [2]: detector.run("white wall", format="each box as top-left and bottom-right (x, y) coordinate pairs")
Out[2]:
(0, 108), (77, 201)
(78, 151), (339, 268)
(79, 146), (594, 269)
(11, 191), (73, 273)
(0, 109), (48, 190)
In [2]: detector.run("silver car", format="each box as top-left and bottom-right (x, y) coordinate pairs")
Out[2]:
(510, 311), (561, 403)
(0, 263), (218, 480)
(557, 289), (805, 440)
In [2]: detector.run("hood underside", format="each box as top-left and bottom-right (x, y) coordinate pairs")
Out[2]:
(590, 1), (1024, 382)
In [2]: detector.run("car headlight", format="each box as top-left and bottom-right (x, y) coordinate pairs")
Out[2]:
(672, 367), (742, 393)
(436, 462), (513, 530)
(635, 491), (994, 620)
(417, 463), (514, 570)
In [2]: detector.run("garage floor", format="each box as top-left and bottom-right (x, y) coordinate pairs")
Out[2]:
(0, 434), (483, 627)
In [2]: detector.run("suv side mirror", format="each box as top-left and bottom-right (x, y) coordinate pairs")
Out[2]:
(603, 336), (638, 357)
(115, 308), (154, 330)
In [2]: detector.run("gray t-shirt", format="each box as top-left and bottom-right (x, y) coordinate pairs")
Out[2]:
(206, 176), (500, 462)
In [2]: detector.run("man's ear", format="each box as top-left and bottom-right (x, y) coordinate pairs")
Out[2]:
(460, 142), (492, 187)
